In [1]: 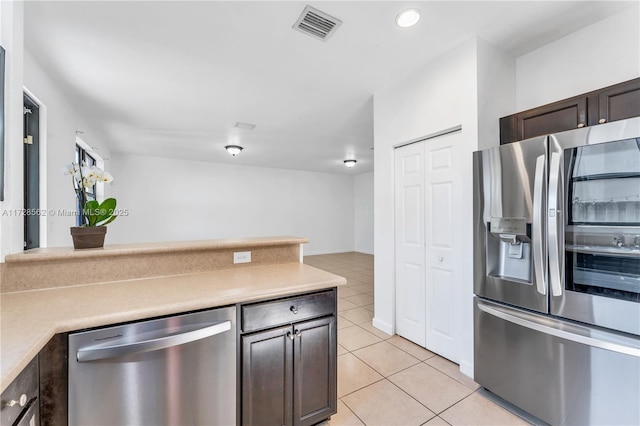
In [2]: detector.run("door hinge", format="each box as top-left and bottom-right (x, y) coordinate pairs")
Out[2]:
(23, 135), (33, 145)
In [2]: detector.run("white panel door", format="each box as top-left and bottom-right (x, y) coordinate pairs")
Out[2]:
(424, 132), (461, 362)
(394, 142), (426, 346)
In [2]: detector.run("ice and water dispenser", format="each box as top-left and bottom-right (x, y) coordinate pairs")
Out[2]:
(486, 217), (532, 283)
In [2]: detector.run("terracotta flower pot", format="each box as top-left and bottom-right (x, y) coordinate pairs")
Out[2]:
(70, 226), (107, 249)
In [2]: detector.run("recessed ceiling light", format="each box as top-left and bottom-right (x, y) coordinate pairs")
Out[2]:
(225, 145), (243, 156)
(396, 8), (421, 28)
(344, 159), (357, 168)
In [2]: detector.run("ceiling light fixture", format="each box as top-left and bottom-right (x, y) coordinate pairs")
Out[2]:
(344, 159), (357, 168)
(225, 145), (243, 156)
(396, 8), (421, 28)
(234, 122), (256, 130)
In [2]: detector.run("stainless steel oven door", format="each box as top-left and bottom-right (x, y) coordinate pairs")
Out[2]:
(548, 117), (640, 335)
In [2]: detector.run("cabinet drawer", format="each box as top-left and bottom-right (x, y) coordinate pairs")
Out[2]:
(242, 289), (336, 333)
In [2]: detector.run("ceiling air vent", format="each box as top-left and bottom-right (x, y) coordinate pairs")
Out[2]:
(292, 5), (342, 42)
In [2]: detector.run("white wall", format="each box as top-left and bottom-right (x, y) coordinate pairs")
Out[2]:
(516, 6), (640, 111)
(0, 1), (24, 261)
(354, 172), (373, 254)
(16, 45), (363, 255)
(477, 38), (516, 151)
(0, 7), (116, 257)
(2, 36), (364, 258)
(108, 154), (355, 255)
(22, 49), (113, 248)
(373, 38), (486, 378)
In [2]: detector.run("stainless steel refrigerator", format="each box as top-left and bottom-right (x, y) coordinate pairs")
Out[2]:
(473, 117), (640, 425)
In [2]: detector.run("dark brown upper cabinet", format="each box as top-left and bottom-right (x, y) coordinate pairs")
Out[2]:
(500, 77), (640, 144)
(593, 78), (640, 125)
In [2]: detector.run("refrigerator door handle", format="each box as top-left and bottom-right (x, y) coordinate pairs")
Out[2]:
(477, 301), (640, 357)
(548, 151), (563, 296)
(532, 155), (546, 295)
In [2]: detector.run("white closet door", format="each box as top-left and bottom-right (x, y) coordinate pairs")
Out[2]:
(394, 142), (426, 346)
(424, 132), (461, 362)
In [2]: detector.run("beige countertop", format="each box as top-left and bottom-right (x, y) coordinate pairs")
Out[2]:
(4, 236), (309, 264)
(0, 262), (345, 393)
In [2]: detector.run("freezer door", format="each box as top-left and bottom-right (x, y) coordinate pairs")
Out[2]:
(548, 117), (640, 335)
(474, 297), (640, 426)
(473, 137), (548, 312)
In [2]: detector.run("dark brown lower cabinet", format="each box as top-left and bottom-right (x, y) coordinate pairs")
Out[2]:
(293, 317), (336, 426)
(240, 291), (337, 426)
(242, 325), (293, 426)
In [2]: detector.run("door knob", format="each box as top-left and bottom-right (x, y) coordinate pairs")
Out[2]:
(577, 123), (585, 128)
(290, 306), (298, 314)
(5, 394), (27, 408)
(438, 256), (444, 262)
(598, 118), (607, 124)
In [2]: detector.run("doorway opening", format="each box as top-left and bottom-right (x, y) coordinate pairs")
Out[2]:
(23, 93), (40, 250)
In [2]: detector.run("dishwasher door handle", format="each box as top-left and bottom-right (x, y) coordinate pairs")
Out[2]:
(77, 320), (231, 362)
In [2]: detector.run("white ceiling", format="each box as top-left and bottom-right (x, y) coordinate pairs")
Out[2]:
(24, 1), (634, 174)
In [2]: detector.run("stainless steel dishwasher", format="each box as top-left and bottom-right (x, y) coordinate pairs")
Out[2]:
(68, 306), (236, 425)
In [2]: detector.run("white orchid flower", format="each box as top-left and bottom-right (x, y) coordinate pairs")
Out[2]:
(62, 163), (80, 179)
(98, 171), (114, 184)
(81, 165), (100, 180)
(82, 176), (97, 189)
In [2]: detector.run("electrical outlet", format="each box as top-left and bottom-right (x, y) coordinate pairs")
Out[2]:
(233, 251), (251, 264)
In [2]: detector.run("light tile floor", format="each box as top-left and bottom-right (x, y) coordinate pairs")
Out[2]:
(304, 252), (532, 426)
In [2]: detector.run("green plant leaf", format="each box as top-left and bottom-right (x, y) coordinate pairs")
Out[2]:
(83, 200), (99, 226)
(97, 215), (117, 226)
(94, 198), (117, 225)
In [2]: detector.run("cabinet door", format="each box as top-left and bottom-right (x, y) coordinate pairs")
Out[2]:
(593, 78), (640, 125)
(516, 95), (588, 142)
(242, 326), (293, 426)
(500, 96), (588, 144)
(292, 316), (337, 426)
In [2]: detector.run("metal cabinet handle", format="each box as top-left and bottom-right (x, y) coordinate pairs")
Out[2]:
(286, 330), (302, 340)
(290, 306), (298, 314)
(77, 320), (231, 362)
(5, 394), (27, 407)
(598, 118), (607, 124)
(577, 123), (585, 128)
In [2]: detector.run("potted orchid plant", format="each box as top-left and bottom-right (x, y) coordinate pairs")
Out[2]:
(63, 162), (117, 249)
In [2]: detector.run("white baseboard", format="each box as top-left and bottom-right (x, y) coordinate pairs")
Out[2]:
(459, 359), (474, 380)
(372, 317), (394, 335)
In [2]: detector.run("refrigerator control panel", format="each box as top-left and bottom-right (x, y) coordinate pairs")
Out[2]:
(490, 217), (528, 235)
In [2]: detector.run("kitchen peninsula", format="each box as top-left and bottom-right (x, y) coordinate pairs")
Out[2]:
(0, 236), (345, 424)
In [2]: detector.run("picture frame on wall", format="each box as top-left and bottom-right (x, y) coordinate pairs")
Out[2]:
(0, 45), (5, 201)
